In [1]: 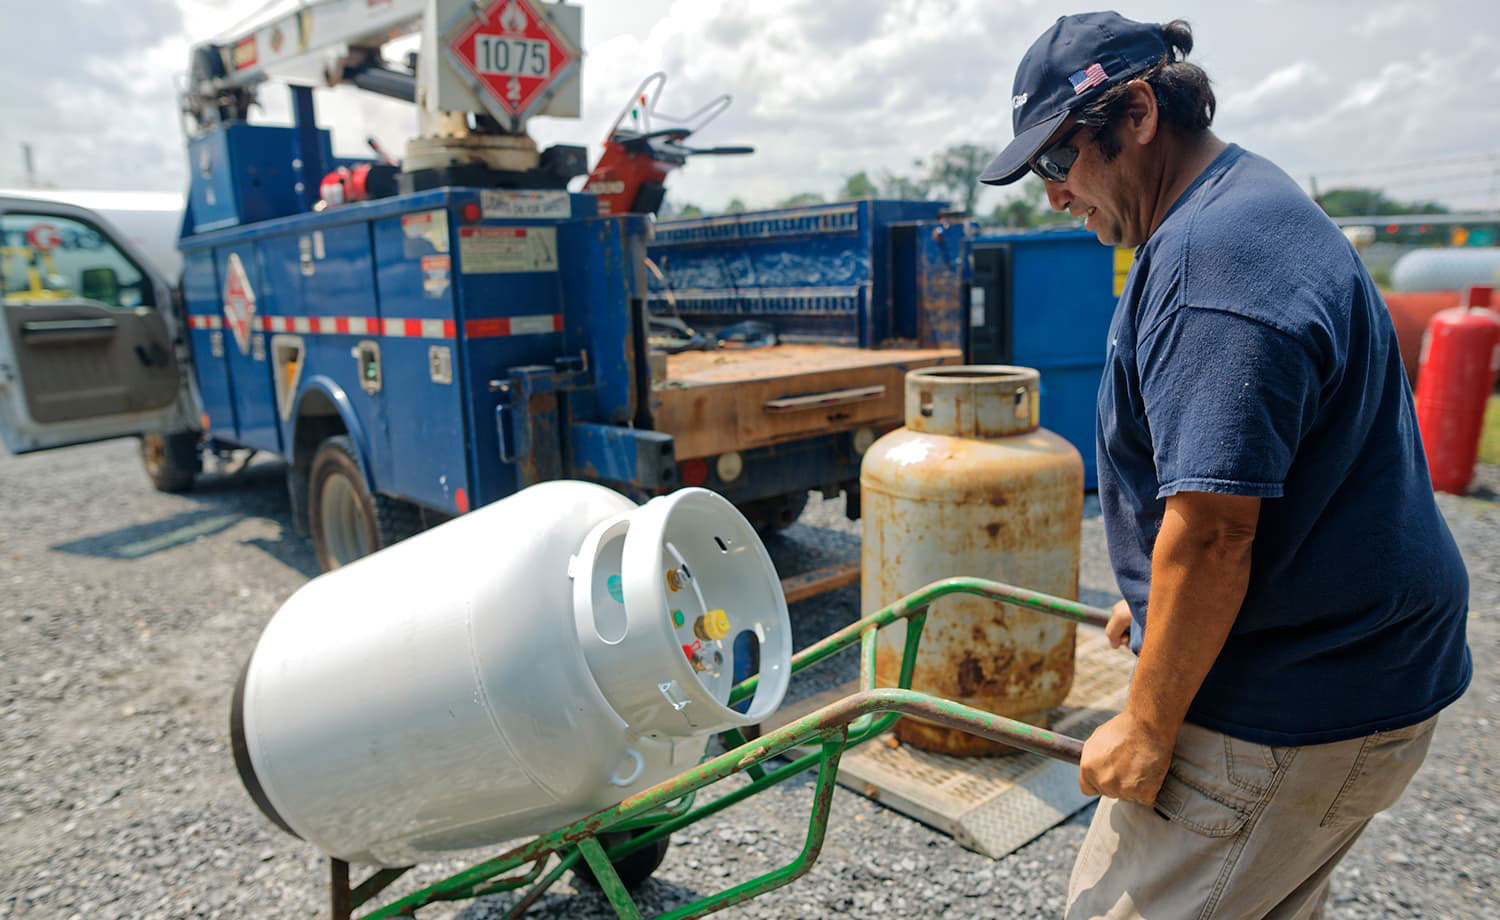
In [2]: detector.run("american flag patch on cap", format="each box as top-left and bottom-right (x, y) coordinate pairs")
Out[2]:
(1070, 63), (1108, 94)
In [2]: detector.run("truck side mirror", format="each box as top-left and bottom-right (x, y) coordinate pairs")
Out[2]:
(81, 266), (120, 304)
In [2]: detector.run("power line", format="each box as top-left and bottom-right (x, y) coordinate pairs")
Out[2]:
(1303, 151), (1500, 181)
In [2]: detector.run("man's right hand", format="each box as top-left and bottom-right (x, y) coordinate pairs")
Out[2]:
(1106, 599), (1133, 649)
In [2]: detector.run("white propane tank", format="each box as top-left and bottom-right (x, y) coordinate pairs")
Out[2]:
(231, 482), (791, 867)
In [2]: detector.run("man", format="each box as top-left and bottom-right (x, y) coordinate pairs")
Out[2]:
(979, 13), (1470, 919)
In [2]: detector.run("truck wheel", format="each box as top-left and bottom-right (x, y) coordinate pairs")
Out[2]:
(140, 432), (200, 493)
(740, 490), (810, 535)
(572, 830), (672, 891)
(308, 436), (426, 571)
(309, 437), (377, 571)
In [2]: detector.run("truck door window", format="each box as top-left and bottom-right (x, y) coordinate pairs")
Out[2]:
(0, 213), (155, 310)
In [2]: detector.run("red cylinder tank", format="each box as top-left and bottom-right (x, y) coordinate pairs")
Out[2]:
(1384, 291), (1462, 385)
(1414, 286), (1500, 494)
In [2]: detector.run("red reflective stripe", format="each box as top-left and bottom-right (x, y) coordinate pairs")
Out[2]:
(335, 317), (350, 335)
(466, 318), (510, 338)
(405, 318), (422, 337)
(553, 314), (564, 332)
(308, 317), (322, 334)
(442, 320), (457, 338)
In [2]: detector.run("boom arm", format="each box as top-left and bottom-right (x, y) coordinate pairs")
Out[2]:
(183, 0), (426, 127)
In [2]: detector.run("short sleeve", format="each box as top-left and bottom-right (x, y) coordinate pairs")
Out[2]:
(1137, 306), (1321, 499)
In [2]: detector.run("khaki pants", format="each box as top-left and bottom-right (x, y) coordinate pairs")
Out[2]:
(1066, 715), (1438, 920)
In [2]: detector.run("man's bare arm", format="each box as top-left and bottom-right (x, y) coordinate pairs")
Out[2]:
(1079, 490), (1260, 801)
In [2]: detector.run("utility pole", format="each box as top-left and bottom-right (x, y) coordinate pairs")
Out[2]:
(22, 143), (36, 188)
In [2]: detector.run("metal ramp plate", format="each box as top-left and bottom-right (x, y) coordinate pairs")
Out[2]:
(787, 628), (1134, 858)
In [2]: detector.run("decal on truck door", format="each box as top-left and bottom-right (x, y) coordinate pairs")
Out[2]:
(223, 252), (257, 355)
(401, 210), (450, 258)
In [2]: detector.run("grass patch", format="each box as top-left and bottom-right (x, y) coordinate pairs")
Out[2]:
(1482, 395), (1500, 466)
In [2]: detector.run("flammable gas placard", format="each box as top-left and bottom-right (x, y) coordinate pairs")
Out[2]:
(458, 226), (557, 274)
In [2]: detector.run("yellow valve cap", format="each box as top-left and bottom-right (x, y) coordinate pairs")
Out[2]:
(694, 609), (731, 642)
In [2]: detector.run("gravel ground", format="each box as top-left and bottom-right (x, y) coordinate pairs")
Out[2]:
(0, 440), (1495, 918)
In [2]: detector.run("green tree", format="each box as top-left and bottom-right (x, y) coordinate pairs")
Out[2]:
(671, 202), (704, 218)
(988, 175), (1072, 228)
(778, 192), (825, 208)
(839, 171), (878, 199)
(880, 169), (931, 200)
(724, 197), (748, 214)
(926, 143), (995, 216)
(1315, 187), (1448, 218)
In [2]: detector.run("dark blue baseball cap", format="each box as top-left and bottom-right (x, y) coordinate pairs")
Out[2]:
(980, 12), (1169, 186)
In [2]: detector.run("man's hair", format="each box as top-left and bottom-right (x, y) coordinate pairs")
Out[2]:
(1077, 19), (1215, 161)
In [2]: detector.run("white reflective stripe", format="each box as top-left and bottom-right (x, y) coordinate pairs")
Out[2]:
(384, 319), (406, 337)
(293, 317), (311, 334)
(421, 319), (445, 338)
(509, 314), (558, 335)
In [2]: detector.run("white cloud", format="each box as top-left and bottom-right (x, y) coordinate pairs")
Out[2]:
(1223, 62), (1323, 116)
(2, 0), (1498, 213)
(1355, 2), (1421, 38)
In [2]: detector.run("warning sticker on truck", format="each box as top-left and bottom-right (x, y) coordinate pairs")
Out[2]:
(421, 255), (451, 298)
(458, 226), (557, 274)
(401, 209), (450, 257)
(480, 189), (571, 219)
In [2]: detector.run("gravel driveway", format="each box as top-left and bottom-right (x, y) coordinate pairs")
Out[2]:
(1, 439), (1494, 918)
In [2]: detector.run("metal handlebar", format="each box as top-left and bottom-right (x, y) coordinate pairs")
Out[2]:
(347, 577), (1109, 920)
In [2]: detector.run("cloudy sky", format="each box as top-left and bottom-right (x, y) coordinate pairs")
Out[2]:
(3, 0), (1498, 216)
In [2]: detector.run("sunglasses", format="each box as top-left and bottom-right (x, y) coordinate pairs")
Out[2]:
(1031, 122), (1085, 183)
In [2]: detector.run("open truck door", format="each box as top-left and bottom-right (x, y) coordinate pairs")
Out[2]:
(0, 195), (194, 454)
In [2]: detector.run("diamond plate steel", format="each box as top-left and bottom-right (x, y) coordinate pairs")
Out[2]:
(835, 627), (1133, 858)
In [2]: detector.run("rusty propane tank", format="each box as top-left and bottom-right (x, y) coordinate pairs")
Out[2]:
(861, 366), (1084, 755)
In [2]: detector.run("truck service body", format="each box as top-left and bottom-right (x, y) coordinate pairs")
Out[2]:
(0, 0), (1118, 573)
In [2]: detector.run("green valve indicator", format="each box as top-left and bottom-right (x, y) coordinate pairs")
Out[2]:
(606, 575), (624, 603)
(672, 609), (685, 627)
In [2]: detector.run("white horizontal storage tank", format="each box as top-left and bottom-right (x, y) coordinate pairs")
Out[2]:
(1391, 247), (1500, 293)
(231, 482), (791, 867)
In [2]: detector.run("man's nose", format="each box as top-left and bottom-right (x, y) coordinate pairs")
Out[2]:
(1044, 179), (1071, 212)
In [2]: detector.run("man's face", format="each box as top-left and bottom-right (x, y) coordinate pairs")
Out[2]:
(1033, 117), (1149, 248)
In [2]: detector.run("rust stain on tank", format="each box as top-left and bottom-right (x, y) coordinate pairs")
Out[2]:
(955, 653), (985, 697)
(862, 365), (1084, 756)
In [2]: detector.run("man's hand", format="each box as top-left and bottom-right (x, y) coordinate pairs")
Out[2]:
(1106, 599), (1132, 648)
(1078, 710), (1174, 804)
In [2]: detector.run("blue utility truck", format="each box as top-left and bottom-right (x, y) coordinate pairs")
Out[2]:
(0, 0), (969, 573)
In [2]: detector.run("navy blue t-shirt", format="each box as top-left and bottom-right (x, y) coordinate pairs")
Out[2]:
(1098, 144), (1470, 746)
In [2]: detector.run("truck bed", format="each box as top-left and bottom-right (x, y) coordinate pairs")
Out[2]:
(653, 344), (961, 460)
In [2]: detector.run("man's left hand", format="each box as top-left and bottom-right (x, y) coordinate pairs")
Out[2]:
(1078, 711), (1175, 804)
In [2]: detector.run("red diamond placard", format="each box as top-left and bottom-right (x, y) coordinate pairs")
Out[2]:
(449, 0), (575, 120)
(223, 252), (257, 356)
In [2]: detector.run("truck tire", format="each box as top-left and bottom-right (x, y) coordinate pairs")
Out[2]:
(140, 432), (200, 493)
(307, 436), (423, 571)
(740, 489), (810, 535)
(572, 829), (672, 891)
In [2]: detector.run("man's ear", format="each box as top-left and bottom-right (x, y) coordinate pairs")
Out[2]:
(1124, 80), (1158, 146)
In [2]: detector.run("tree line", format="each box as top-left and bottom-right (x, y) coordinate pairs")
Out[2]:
(668, 142), (1451, 224)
